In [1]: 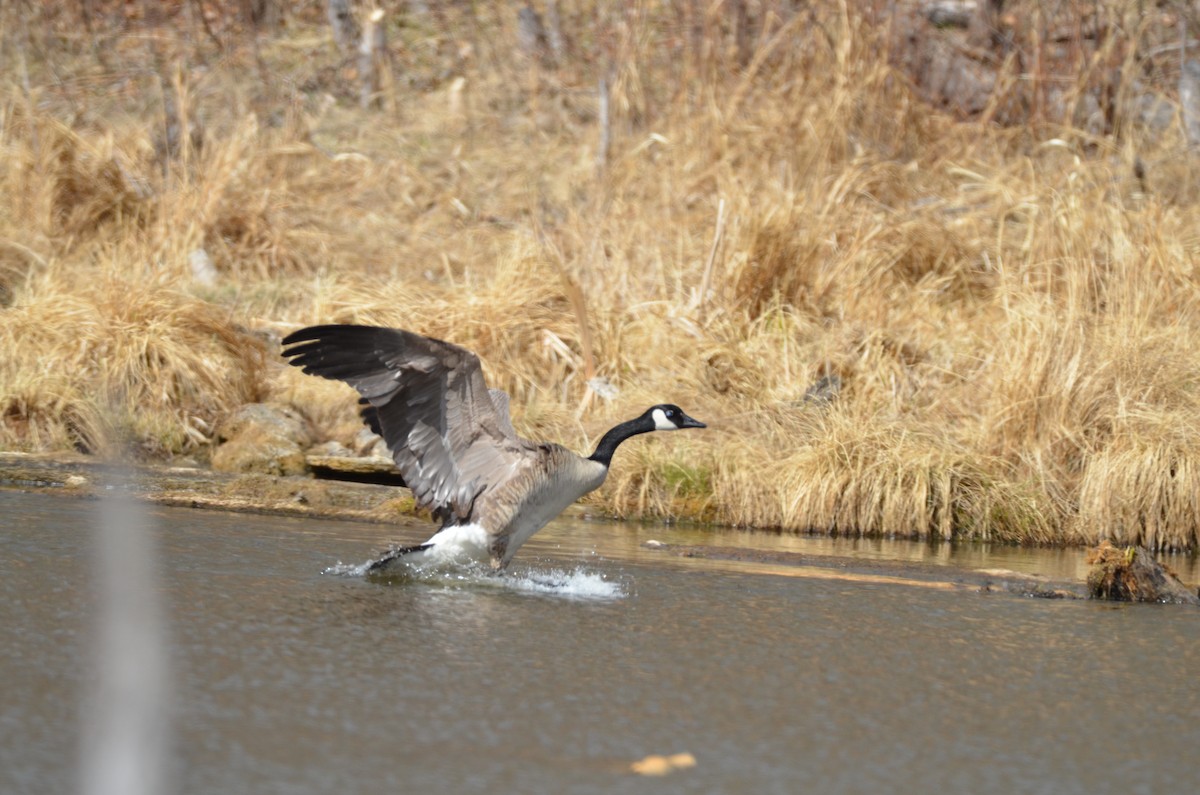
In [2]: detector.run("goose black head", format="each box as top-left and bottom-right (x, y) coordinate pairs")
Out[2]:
(648, 404), (706, 431)
(589, 404), (706, 466)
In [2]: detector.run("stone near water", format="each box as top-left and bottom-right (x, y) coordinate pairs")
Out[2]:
(211, 403), (314, 477)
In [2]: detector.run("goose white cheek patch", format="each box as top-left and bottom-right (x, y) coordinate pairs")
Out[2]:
(652, 408), (676, 430)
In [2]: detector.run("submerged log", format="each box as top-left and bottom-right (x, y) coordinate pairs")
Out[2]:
(1085, 541), (1199, 605)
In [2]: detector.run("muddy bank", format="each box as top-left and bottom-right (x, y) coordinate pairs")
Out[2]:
(0, 451), (417, 525)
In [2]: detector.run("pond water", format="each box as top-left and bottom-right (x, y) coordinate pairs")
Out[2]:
(2, 489), (1199, 794)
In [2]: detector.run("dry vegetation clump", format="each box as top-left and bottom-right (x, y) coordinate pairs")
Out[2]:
(0, 265), (266, 456)
(6, 1), (1200, 549)
(1076, 412), (1200, 551)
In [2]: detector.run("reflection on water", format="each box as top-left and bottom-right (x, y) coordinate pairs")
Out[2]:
(2, 490), (1199, 795)
(527, 517), (1200, 584)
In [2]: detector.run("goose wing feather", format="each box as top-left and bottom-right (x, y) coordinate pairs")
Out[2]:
(282, 325), (538, 524)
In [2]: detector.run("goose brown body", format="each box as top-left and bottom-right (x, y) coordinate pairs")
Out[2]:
(282, 324), (705, 571)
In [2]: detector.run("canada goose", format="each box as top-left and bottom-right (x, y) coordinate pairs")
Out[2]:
(282, 324), (705, 572)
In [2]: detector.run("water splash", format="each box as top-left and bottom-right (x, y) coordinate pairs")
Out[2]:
(502, 567), (627, 601)
(322, 559), (375, 577)
(322, 558), (627, 600)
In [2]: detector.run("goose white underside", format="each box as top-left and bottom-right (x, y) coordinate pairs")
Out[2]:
(396, 523), (493, 569)
(319, 527), (490, 577)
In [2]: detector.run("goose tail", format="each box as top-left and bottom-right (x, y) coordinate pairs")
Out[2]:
(366, 524), (493, 574)
(366, 543), (435, 574)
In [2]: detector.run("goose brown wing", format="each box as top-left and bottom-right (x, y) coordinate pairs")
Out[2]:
(282, 324), (535, 522)
(360, 390), (514, 444)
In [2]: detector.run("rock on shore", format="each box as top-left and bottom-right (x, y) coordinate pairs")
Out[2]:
(211, 403), (314, 476)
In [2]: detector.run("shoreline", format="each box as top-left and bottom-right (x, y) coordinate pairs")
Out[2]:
(0, 451), (1098, 599)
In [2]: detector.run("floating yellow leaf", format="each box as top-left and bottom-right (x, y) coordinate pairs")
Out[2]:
(630, 752), (696, 776)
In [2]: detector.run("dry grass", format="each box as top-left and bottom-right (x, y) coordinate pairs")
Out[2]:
(5, 2), (1200, 548)
(0, 263), (266, 456)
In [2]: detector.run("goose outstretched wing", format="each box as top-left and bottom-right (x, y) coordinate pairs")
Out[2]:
(282, 324), (533, 522)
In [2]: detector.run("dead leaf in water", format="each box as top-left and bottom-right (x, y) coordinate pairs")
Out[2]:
(630, 752), (696, 776)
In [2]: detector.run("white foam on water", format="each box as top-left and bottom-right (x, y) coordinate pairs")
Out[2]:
(501, 567), (628, 601)
(322, 559), (375, 577)
(322, 557), (627, 601)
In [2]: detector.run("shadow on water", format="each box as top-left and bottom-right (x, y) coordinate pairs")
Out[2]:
(2, 490), (1199, 795)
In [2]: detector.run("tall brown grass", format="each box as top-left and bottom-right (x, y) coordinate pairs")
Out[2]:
(4, 2), (1200, 548)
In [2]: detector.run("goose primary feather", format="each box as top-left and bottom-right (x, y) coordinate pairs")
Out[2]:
(281, 324), (706, 572)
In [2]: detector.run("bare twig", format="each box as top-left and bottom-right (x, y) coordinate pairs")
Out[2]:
(697, 198), (727, 322)
(596, 71), (611, 176)
(359, 8), (387, 110)
(190, 0), (225, 53)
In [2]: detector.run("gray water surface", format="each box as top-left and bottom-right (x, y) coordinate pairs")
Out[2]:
(2, 490), (1198, 794)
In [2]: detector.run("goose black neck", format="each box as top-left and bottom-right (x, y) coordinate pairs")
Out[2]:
(588, 415), (654, 468)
